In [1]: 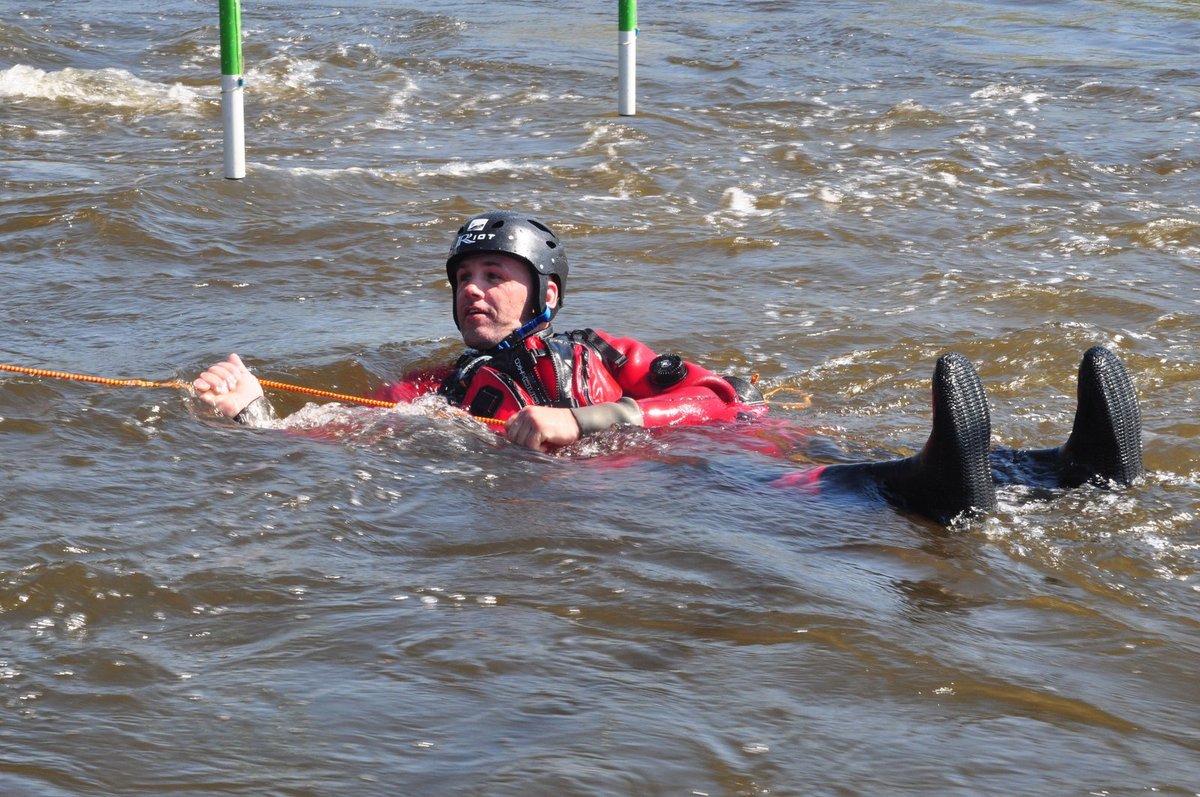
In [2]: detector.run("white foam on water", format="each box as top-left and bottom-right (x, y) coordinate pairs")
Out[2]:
(370, 75), (422, 129)
(255, 158), (548, 185)
(0, 64), (204, 115)
(971, 82), (1031, 101)
(245, 55), (323, 96)
(815, 186), (844, 204)
(720, 186), (762, 214)
(416, 158), (543, 178)
(264, 163), (383, 180)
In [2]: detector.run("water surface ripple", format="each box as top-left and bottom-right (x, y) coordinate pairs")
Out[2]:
(2, 1), (1198, 795)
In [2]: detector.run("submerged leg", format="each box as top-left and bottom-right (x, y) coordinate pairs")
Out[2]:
(815, 352), (997, 524)
(992, 346), (1143, 488)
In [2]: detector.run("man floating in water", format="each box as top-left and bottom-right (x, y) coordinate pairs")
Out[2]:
(194, 211), (1144, 525)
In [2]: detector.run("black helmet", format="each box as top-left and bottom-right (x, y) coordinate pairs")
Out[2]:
(446, 210), (568, 328)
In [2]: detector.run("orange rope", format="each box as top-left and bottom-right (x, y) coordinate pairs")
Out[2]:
(257, 378), (398, 409)
(0, 362), (508, 427)
(762, 384), (812, 410)
(2, 363), (799, 424)
(258, 380), (507, 427)
(0, 363), (190, 390)
(257, 379), (509, 426)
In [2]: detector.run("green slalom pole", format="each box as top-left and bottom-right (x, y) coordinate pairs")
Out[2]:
(618, 0), (636, 115)
(219, 0), (246, 179)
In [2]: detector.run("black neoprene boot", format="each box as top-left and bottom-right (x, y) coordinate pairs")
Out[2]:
(992, 346), (1143, 488)
(820, 352), (997, 524)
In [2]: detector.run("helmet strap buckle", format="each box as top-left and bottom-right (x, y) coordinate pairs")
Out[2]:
(494, 307), (553, 352)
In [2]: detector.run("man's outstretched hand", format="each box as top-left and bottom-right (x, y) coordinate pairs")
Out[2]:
(193, 353), (264, 418)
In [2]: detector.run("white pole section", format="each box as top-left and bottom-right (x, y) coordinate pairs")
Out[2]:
(219, 0), (246, 179)
(618, 0), (636, 116)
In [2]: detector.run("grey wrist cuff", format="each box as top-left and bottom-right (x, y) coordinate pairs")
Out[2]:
(569, 397), (644, 435)
(232, 396), (276, 427)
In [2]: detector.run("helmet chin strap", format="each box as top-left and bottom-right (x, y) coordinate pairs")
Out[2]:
(494, 307), (552, 351)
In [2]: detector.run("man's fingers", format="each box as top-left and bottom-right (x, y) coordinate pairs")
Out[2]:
(505, 414), (535, 451)
(194, 355), (246, 394)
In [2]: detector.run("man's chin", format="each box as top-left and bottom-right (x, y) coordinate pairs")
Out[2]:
(461, 327), (503, 350)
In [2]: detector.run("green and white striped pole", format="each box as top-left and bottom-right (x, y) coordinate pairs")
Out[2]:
(618, 0), (636, 116)
(219, 0), (246, 179)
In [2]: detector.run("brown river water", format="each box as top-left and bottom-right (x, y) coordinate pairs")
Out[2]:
(1, 1), (1198, 794)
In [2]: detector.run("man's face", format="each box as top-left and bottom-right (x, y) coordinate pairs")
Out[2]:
(452, 252), (539, 350)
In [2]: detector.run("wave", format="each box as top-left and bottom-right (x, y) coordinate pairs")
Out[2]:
(0, 63), (205, 115)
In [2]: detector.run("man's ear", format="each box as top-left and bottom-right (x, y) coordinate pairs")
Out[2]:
(544, 279), (560, 311)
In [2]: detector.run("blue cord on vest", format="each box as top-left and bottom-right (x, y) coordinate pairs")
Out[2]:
(495, 307), (552, 351)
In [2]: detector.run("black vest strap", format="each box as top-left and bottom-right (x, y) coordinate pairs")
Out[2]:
(438, 350), (491, 405)
(504, 342), (554, 407)
(569, 328), (627, 370)
(543, 336), (578, 409)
